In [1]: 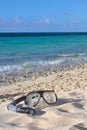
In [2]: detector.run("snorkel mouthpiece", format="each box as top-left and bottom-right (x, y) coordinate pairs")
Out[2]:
(7, 103), (17, 112)
(7, 102), (35, 115)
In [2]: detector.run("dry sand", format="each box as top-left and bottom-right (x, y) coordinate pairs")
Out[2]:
(0, 64), (87, 130)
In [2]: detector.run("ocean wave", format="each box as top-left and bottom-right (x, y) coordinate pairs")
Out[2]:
(44, 53), (87, 60)
(0, 65), (23, 74)
(38, 59), (64, 66)
(0, 59), (64, 75)
(0, 53), (87, 75)
(57, 53), (87, 58)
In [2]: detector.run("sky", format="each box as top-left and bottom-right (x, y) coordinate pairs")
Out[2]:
(0, 0), (87, 32)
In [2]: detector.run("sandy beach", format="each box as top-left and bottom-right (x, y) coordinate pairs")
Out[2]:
(0, 64), (87, 130)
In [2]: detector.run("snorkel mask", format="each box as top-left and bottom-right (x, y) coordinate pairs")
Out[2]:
(7, 90), (58, 115)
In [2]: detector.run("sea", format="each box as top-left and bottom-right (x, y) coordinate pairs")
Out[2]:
(0, 32), (87, 76)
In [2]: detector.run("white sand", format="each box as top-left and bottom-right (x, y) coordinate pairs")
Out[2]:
(0, 64), (87, 130)
(0, 90), (87, 130)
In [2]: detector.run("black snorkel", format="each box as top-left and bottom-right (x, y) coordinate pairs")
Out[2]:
(7, 95), (35, 115)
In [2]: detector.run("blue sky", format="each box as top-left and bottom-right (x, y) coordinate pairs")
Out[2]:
(0, 0), (87, 32)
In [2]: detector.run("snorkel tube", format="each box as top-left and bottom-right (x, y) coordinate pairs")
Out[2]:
(7, 95), (35, 115)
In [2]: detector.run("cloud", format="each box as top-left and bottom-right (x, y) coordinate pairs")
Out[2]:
(13, 18), (22, 24)
(65, 12), (72, 17)
(0, 17), (51, 25)
(0, 18), (23, 25)
(32, 18), (51, 24)
(42, 18), (50, 24)
(69, 20), (80, 26)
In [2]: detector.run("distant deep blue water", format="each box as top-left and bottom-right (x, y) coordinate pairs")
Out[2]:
(0, 32), (87, 75)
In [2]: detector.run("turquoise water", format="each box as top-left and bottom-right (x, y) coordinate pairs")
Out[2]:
(0, 33), (87, 75)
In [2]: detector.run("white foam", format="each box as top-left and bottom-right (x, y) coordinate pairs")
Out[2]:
(57, 53), (87, 57)
(38, 59), (64, 66)
(0, 64), (23, 74)
(0, 52), (87, 75)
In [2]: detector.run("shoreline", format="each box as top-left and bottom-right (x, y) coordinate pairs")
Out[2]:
(0, 62), (85, 86)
